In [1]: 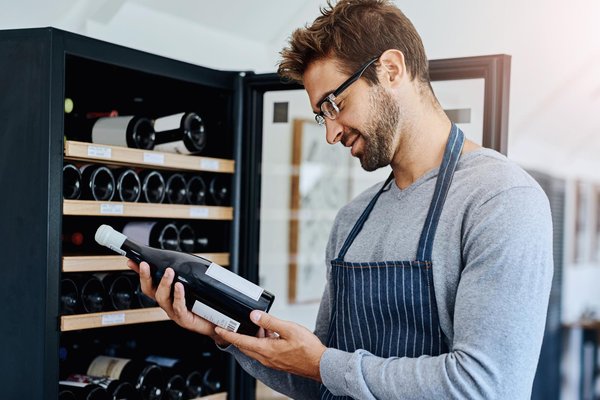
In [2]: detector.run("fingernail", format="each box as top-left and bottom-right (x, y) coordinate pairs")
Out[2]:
(251, 310), (261, 322)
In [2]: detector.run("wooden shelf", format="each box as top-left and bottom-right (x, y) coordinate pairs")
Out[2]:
(63, 199), (233, 220)
(61, 307), (169, 331)
(64, 140), (235, 173)
(192, 393), (227, 400)
(62, 253), (230, 272)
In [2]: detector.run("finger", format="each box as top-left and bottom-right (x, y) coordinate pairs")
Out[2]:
(250, 311), (290, 337)
(126, 259), (140, 273)
(154, 268), (175, 314)
(215, 327), (266, 351)
(138, 262), (156, 298)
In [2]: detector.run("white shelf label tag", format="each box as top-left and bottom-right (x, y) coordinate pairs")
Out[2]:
(191, 300), (240, 332)
(206, 262), (264, 301)
(102, 313), (125, 325)
(87, 145), (112, 158)
(190, 207), (209, 218)
(143, 152), (165, 164)
(100, 203), (124, 215)
(200, 159), (220, 171)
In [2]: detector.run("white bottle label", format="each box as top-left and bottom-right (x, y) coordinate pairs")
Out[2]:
(100, 203), (124, 215)
(206, 262), (264, 301)
(59, 381), (88, 388)
(102, 313), (125, 325)
(87, 356), (130, 380)
(87, 145), (112, 158)
(191, 300), (241, 332)
(190, 207), (209, 218)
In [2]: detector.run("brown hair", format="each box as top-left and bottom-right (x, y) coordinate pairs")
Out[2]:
(278, 0), (429, 86)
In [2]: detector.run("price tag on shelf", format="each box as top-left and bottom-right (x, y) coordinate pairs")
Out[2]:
(190, 207), (210, 218)
(143, 152), (165, 165)
(200, 159), (220, 171)
(87, 145), (112, 158)
(102, 313), (125, 326)
(100, 203), (124, 215)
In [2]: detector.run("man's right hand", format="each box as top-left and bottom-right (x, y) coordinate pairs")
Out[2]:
(126, 260), (230, 346)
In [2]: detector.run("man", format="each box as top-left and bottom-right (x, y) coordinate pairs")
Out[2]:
(130, 0), (553, 398)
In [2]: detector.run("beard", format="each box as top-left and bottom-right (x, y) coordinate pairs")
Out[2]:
(353, 86), (401, 171)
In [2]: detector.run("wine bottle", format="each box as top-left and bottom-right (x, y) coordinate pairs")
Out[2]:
(87, 356), (165, 400)
(59, 388), (78, 400)
(62, 218), (115, 255)
(64, 163), (83, 200)
(96, 272), (134, 311)
(122, 221), (180, 251)
(95, 224), (275, 335)
(153, 112), (207, 154)
(80, 164), (116, 201)
(164, 173), (188, 204)
(64, 375), (140, 400)
(123, 271), (158, 308)
(208, 175), (231, 206)
(91, 115), (155, 150)
(185, 175), (207, 205)
(200, 366), (223, 395)
(115, 168), (142, 203)
(58, 381), (110, 400)
(69, 273), (107, 313)
(139, 170), (166, 204)
(177, 223), (196, 253)
(61, 277), (80, 315)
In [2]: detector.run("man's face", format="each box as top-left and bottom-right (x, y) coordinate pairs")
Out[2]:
(303, 58), (401, 171)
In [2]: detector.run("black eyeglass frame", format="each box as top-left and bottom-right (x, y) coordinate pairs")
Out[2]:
(314, 55), (380, 126)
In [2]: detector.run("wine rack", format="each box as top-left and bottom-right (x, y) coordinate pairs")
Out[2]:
(0, 27), (268, 400)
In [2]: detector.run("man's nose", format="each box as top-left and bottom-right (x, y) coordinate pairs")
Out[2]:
(325, 118), (344, 145)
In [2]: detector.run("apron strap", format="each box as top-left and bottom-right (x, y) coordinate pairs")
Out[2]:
(336, 171), (395, 260)
(416, 124), (464, 261)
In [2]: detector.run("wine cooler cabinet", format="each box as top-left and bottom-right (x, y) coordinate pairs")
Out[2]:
(0, 27), (285, 400)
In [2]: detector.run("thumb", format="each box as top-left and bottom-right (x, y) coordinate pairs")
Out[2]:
(250, 310), (286, 334)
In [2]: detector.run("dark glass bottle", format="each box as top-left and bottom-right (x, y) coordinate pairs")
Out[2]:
(153, 112), (207, 155)
(185, 175), (207, 205)
(80, 164), (116, 201)
(144, 354), (204, 399)
(177, 223), (196, 253)
(139, 170), (166, 204)
(63, 163), (83, 200)
(87, 356), (165, 400)
(165, 173), (188, 204)
(63, 375), (140, 400)
(68, 273), (106, 313)
(95, 224), (274, 336)
(122, 221), (180, 251)
(123, 271), (158, 308)
(91, 115), (155, 150)
(58, 382), (110, 400)
(208, 174), (231, 206)
(60, 277), (80, 315)
(97, 272), (134, 311)
(115, 168), (142, 203)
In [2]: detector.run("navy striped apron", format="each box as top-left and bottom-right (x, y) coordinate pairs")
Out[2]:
(319, 125), (464, 399)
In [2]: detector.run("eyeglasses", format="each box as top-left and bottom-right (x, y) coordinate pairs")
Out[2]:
(314, 56), (379, 126)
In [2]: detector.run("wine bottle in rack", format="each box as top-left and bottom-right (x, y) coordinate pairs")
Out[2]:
(61, 277), (80, 315)
(114, 168), (142, 203)
(63, 163), (83, 200)
(145, 354), (201, 399)
(87, 355), (165, 400)
(69, 273), (107, 313)
(139, 170), (166, 204)
(164, 173), (188, 205)
(123, 271), (158, 308)
(185, 175), (207, 205)
(96, 272), (135, 311)
(58, 381), (110, 400)
(208, 174), (231, 206)
(59, 388), (78, 400)
(122, 221), (180, 251)
(63, 375), (140, 400)
(62, 218), (115, 255)
(80, 164), (116, 202)
(95, 224), (275, 336)
(200, 366), (223, 395)
(153, 112), (207, 155)
(177, 223), (196, 253)
(91, 115), (156, 150)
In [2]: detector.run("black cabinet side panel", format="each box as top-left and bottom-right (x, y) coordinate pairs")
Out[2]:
(0, 32), (56, 399)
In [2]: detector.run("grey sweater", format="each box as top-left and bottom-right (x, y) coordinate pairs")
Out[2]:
(226, 148), (554, 399)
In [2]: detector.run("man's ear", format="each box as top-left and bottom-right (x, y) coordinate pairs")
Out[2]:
(378, 49), (406, 88)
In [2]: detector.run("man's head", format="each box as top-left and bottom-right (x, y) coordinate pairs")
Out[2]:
(278, 0), (435, 171)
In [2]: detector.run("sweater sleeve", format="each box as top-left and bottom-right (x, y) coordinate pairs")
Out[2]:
(319, 186), (554, 399)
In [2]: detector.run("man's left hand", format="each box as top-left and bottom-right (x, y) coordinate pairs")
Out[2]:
(214, 310), (326, 382)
